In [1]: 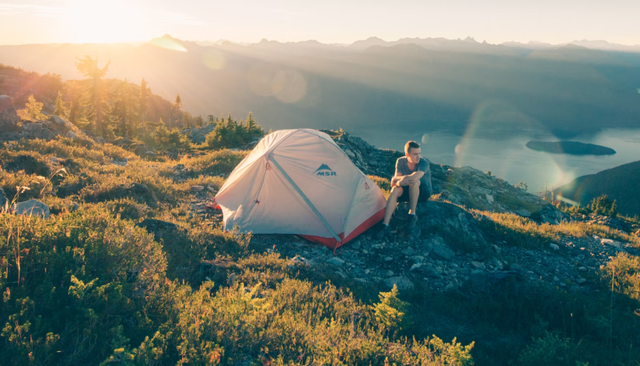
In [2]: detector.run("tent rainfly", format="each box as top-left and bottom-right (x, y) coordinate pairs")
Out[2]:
(214, 129), (386, 249)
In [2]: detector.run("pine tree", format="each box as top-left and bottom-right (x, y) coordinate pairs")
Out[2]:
(108, 81), (131, 138)
(609, 199), (618, 217)
(53, 91), (67, 118)
(172, 94), (183, 128)
(17, 94), (46, 120)
(139, 78), (150, 137)
(245, 112), (263, 139)
(194, 115), (204, 128)
(75, 56), (110, 134)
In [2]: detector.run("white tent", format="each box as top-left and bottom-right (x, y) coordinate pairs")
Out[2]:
(214, 129), (386, 249)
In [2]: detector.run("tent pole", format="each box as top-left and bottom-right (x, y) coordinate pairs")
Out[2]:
(269, 156), (342, 244)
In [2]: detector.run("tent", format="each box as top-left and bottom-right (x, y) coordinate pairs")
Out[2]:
(214, 129), (386, 249)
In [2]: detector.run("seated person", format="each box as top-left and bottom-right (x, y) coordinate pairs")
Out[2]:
(378, 140), (432, 237)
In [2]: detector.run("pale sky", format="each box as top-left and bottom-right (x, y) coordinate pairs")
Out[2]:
(1, 0), (639, 46)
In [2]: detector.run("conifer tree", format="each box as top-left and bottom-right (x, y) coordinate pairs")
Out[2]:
(194, 115), (204, 128)
(53, 91), (67, 118)
(172, 93), (183, 128)
(75, 56), (110, 134)
(67, 83), (85, 127)
(139, 78), (150, 137)
(17, 94), (46, 120)
(108, 81), (131, 138)
(245, 112), (263, 139)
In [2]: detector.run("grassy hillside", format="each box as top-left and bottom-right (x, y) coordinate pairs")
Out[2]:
(1, 131), (640, 365)
(555, 160), (640, 217)
(0, 136), (477, 365)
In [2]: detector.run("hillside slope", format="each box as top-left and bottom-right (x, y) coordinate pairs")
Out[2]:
(1, 97), (640, 365)
(555, 160), (640, 217)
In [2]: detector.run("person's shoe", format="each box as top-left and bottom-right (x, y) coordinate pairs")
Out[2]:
(408, 214), (418, 228)
(407, 214), (420, 238)
(375, 224), (392, 240)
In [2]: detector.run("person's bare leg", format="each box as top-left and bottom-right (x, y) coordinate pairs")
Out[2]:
(408, 180), (421, 215)
(383, 187), (403, 225)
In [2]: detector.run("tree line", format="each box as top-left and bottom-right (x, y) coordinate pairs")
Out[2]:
(6, 57), (264, 151)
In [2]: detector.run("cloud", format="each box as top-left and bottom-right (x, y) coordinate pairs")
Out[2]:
(0, 3), (64, 17)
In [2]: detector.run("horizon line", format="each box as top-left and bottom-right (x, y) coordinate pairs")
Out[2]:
(2, 35), (640, 49)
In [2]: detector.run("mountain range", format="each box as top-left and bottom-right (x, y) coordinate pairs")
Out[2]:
(1, 35), (640, 137)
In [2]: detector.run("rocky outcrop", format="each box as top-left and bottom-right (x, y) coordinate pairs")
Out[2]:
(184, 123), (216, 144)
(326, 129), (568, 224)
(13, 199), (50, 219)
(0, 95), (19, 132)
(0, 106), (87, 142)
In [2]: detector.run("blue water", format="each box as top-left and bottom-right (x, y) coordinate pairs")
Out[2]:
(353, 127), (640, 193)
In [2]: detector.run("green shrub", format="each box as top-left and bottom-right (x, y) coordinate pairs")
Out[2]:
(0, 207), (167, 364)
(373, 284), (411, 334)
(178, 149), (247, 178)
(151, 125), (191, 154)
(0, 151), (51, 177)
(589, 194), (618, 217)
(603, 253), (640, 301)
(205, 113), (264, 150)
(368, 175), (391, 197)
(516, 331), (577, 366)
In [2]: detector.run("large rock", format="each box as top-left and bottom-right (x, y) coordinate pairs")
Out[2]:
(0, 95), (19, 131)
(537, 204), (569, 225)
(384, 276), (415, 290)
(6, 114), (83, 142)
(21, 121), (58, 140)
(415, 201), (487, 249)
(427, 236), (455, 260)
(185, 123), (215, 144)
(13, 199), (50, 219)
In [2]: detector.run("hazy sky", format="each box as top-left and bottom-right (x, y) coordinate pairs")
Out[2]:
(1, 0), (639, 46)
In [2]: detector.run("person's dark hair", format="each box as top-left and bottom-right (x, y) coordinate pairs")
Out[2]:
(404, 141), (420, 155)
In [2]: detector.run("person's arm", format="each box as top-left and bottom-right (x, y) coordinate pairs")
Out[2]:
(390, 159), (403, 187)
(397, 159), (428, 186)
(396, 171), (424, 186)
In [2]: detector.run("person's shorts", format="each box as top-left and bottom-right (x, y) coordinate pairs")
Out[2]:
(398, 184), (430, 203)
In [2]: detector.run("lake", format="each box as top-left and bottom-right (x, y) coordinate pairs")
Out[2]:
(352, 127), (640, 194)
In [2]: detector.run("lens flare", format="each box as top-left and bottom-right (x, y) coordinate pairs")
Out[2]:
(452, 99), (572, 191)
(271, 69), (307, 103)
(149, 37), (187, 52)
(247, 64), (278, 96)
(202, 49), (226, 70)
(247, 64), (307, 103)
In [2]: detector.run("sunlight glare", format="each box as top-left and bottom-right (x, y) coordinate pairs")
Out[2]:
(202, 49), (226, 70)
(63, 0), (148, 43)
(150, 37), (187, 52)
(247, 64), (307, 103)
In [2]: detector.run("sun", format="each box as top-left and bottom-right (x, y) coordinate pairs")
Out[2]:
(63, 0), (149, 43)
